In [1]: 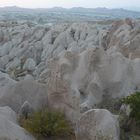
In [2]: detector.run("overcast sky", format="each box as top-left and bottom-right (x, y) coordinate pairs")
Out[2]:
(0, 0), (140, 9)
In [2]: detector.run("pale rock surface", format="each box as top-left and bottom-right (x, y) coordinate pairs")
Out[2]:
(103, 19), (140, 59)
(0, 55), (9, 69)
(0, 42), (12, 57)
(0, 20), (140, 133)
(0, 79), (48, 112)
(24, 74), (34, 81)
(80, 101), (92, 113)
(131, 58), (140, 89)
(18, 101), (33, 119)
(0, 71), (16, 97)
(120, 104), (131, 116)
(45, 47), (138, 113)
(6, 57), (21, 72)
(0, 29), (4, 42)
(76, 109), (120, 140)
(0, 106), (35, 140)
(23, 58), (36, 71)
(0, 21), (108, 77)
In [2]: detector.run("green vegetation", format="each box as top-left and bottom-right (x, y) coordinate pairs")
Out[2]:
(97, 98), (122, 114)
(97, 92), (140, 140)
(20, 109), (74, 139)
(122, 92), (140, 123)
(120, 92), (140, 140)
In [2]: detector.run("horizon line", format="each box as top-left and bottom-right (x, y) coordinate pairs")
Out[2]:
(0, 5), (140, 12)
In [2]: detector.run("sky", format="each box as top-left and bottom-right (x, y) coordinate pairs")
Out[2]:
(0, 0), (140, 9)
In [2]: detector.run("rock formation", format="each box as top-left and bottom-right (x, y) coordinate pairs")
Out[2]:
(0, 106), (35, 140)
(76, 109), (120, 140)
(0, 19), (140, 139)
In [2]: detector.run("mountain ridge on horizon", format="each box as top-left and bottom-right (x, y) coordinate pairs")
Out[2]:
(1, 5), (140, 23)
(0, 5), (140, 13)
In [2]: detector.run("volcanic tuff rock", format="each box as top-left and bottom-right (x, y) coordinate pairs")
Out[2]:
(0, 106), (35, 140)
(0, 19), (140, 139)
(76, 109), (120, 140)
(0, 79), (48, 112)
(0, 21), (108, 79)
(0, 71), (16, 97)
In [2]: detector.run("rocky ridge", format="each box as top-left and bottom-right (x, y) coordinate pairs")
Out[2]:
(0, 19), (140, 139)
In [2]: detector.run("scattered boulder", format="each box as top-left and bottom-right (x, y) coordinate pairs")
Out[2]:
(23, 58), (36, 71)
(0, 106), (35, 140)
(0, 71), (16, 97)
(120, 104), (131, 116)
(0, 79), (48, 112)
(18, 101), (33, 119)
(76, 109), (120, 140)
(24, 74), (34, 81)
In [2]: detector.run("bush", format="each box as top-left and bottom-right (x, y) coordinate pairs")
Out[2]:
(122, 92), (140, 122)
(20, 109), (74, 138)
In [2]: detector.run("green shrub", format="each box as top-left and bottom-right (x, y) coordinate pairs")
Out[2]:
(20, 109), (74, 138)
(122, 92), (140, 122)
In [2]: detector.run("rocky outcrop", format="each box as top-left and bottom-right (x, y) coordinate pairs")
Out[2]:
(0, 21), (108, 79)
(0, 71), (16, 97)
(0, 106), (35, 140)
(0, 20), (139, 106)
(18, 101), (33, 119)
(45, 47), (139, 115)
(103, 19), (140, 59)
(0, 19), (140, 139)
(76, 109), (120, 140)
(0, 79), (48, 112)
(23, 58), (36, 71)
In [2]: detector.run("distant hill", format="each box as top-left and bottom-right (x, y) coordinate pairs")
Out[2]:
(0, 6), (28, 11)
(0, 6), (140, 13)
(0, 6), (140, 23)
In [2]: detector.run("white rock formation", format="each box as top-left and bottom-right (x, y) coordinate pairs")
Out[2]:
(103, 19), (140, 59)
(0, 21), (108, 79)
(0, 106), (35, 140)
(120, 104), (131, 116)
(0, 79), (48, 112)
(0, 71), (16, 97)
(76, 109), (120, 140)
(45, 47), (138, 114)
(0, 19), (140, 138)
(23, 58), (36, 71)
(18, 101), (33, 119)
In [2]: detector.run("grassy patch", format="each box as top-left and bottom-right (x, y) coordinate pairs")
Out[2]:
(20, 109), (75, 139)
